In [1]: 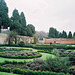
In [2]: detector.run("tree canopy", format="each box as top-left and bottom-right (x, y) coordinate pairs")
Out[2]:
(0, 0), (11, 28)
(48, 27), (73, 38)
(68, 31), (72, 38)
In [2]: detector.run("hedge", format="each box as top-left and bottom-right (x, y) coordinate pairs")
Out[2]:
(0, 66), (11, 73)
(0, 48), (31, 52)
(0, 53), (42, 59)
(0, 61), (71, 75)
(0, 60), (27, 66)
(0, 44), (75, 50)
(60, 54), (75, 57)
(13, 68), (70, 75)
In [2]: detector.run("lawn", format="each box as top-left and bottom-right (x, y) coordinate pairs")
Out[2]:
(0, 46), (55, 62)
(0, 72), (18, 75)
(0, 52), (55, 63)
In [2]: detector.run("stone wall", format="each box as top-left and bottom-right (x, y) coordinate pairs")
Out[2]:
(0, 33), (34, 44)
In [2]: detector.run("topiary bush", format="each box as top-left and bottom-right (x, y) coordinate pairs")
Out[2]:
(17, 41), (25, 47)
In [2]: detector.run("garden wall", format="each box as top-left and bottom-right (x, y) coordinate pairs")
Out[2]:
(0, 33), (34, 44)
(44, 38), (75, 44)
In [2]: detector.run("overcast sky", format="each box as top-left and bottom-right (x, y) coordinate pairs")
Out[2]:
(5, 0), (75, 33)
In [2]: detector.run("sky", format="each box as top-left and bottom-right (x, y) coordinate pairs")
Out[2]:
(5, 0), (75, 33)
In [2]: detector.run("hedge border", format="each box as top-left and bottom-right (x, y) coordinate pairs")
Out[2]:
(0, 61), (71, 75)
(0, 52), (42, 59)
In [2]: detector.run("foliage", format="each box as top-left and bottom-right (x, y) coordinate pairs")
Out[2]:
(0, 60), (26, 66)
(17, 41), (25, 47)
(33, 34), (38, 44)
(51, 49), (60, 56)
(11, 9), (35, 36)
(68, 31), (72, 38)
(0, 0), (11, 28)
(73, 32), (75, 38)
(48, 27), (59, 38)
(0, 52), (42, 59)
(62, 30), (67, 38)
(5, 31), (17, 45)
(13, 68), (70, 75)
(45, 56), (70, 73)
(0, 66), (11, 73)
(27, 24), (35, 37)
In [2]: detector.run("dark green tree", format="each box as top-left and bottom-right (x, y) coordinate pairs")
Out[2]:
(68, 31), (72, 38)
(0, 0), (11, 28)
(73, 32), (75, 38)
(55, 29), (59, 38)
(62, 31), (67, 38)
(20, 12), (26, 27)
(58, 32), (62, 38)
(48, 27), (59, 38)
(48, 27), (55, 38)
(11, 9), (20, 21)
(26, 24), (35, 37)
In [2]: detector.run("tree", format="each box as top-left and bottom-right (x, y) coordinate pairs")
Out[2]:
(48, 27), (55, 38)
(20, 12), (26, 28)
(11, 9), (20, 21)
(5, 31), (17, 44)
(61, 30), (67, 38)
(33, 34), (38, 44)
(27, 24), (35, 37)
(73, 32), (75, 38)
(0, 0), (11, 28)
(68, 31), (72, 38)
(58, 32), (62, 38)
(55, 29), (59, 38)
(48, 27), (59, 38)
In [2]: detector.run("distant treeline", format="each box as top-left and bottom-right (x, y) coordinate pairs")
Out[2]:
(48, 27), (75, 38)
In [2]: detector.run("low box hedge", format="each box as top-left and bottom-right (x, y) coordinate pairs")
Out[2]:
(13, 68), (70, 75)
(0, 53), (42, 59)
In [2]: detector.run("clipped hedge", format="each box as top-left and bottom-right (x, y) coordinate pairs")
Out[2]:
(0, 66), (11, 73)
(0, 48), (31, 52)
(0, 53), (42, 59)
(0, 60), (27, 66)
(0, 44), (75, 50)
(13, 68), (70, 75)
(60, 54), (75, 57)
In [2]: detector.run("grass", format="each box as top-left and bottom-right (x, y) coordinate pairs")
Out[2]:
(0, 53), (55, 63)
(0, 72), (18, 75)
(0, 47), (55, 62)
(71, 45), (75, 47)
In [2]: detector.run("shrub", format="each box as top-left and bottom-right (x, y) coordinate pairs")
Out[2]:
(45, 56), (70, 73)
(0, 66), (11, 73)
(13, 68), (70, 75)
(51, 49), (60, 56)
(17, 41), (25, 47)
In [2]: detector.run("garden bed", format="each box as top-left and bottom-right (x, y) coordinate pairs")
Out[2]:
(0, 51), (42, 59)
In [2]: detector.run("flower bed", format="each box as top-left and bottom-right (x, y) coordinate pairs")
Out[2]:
(0, 51), (42, 59)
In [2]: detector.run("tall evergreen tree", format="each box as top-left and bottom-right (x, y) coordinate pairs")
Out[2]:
(27, 24), (35, 36)
(20, 12), (26, 27)
(0, 0), (10, 28)
(11, 9), (20, 22)
(58, 32), (62, 38)
(10, 9), (21, 31)
(68, 31), (72, 38)
(73, 32), (75, 38)
(55, 29), (59, 38)
(62, 31), (67, 38)
(48, 27), (55, 38)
